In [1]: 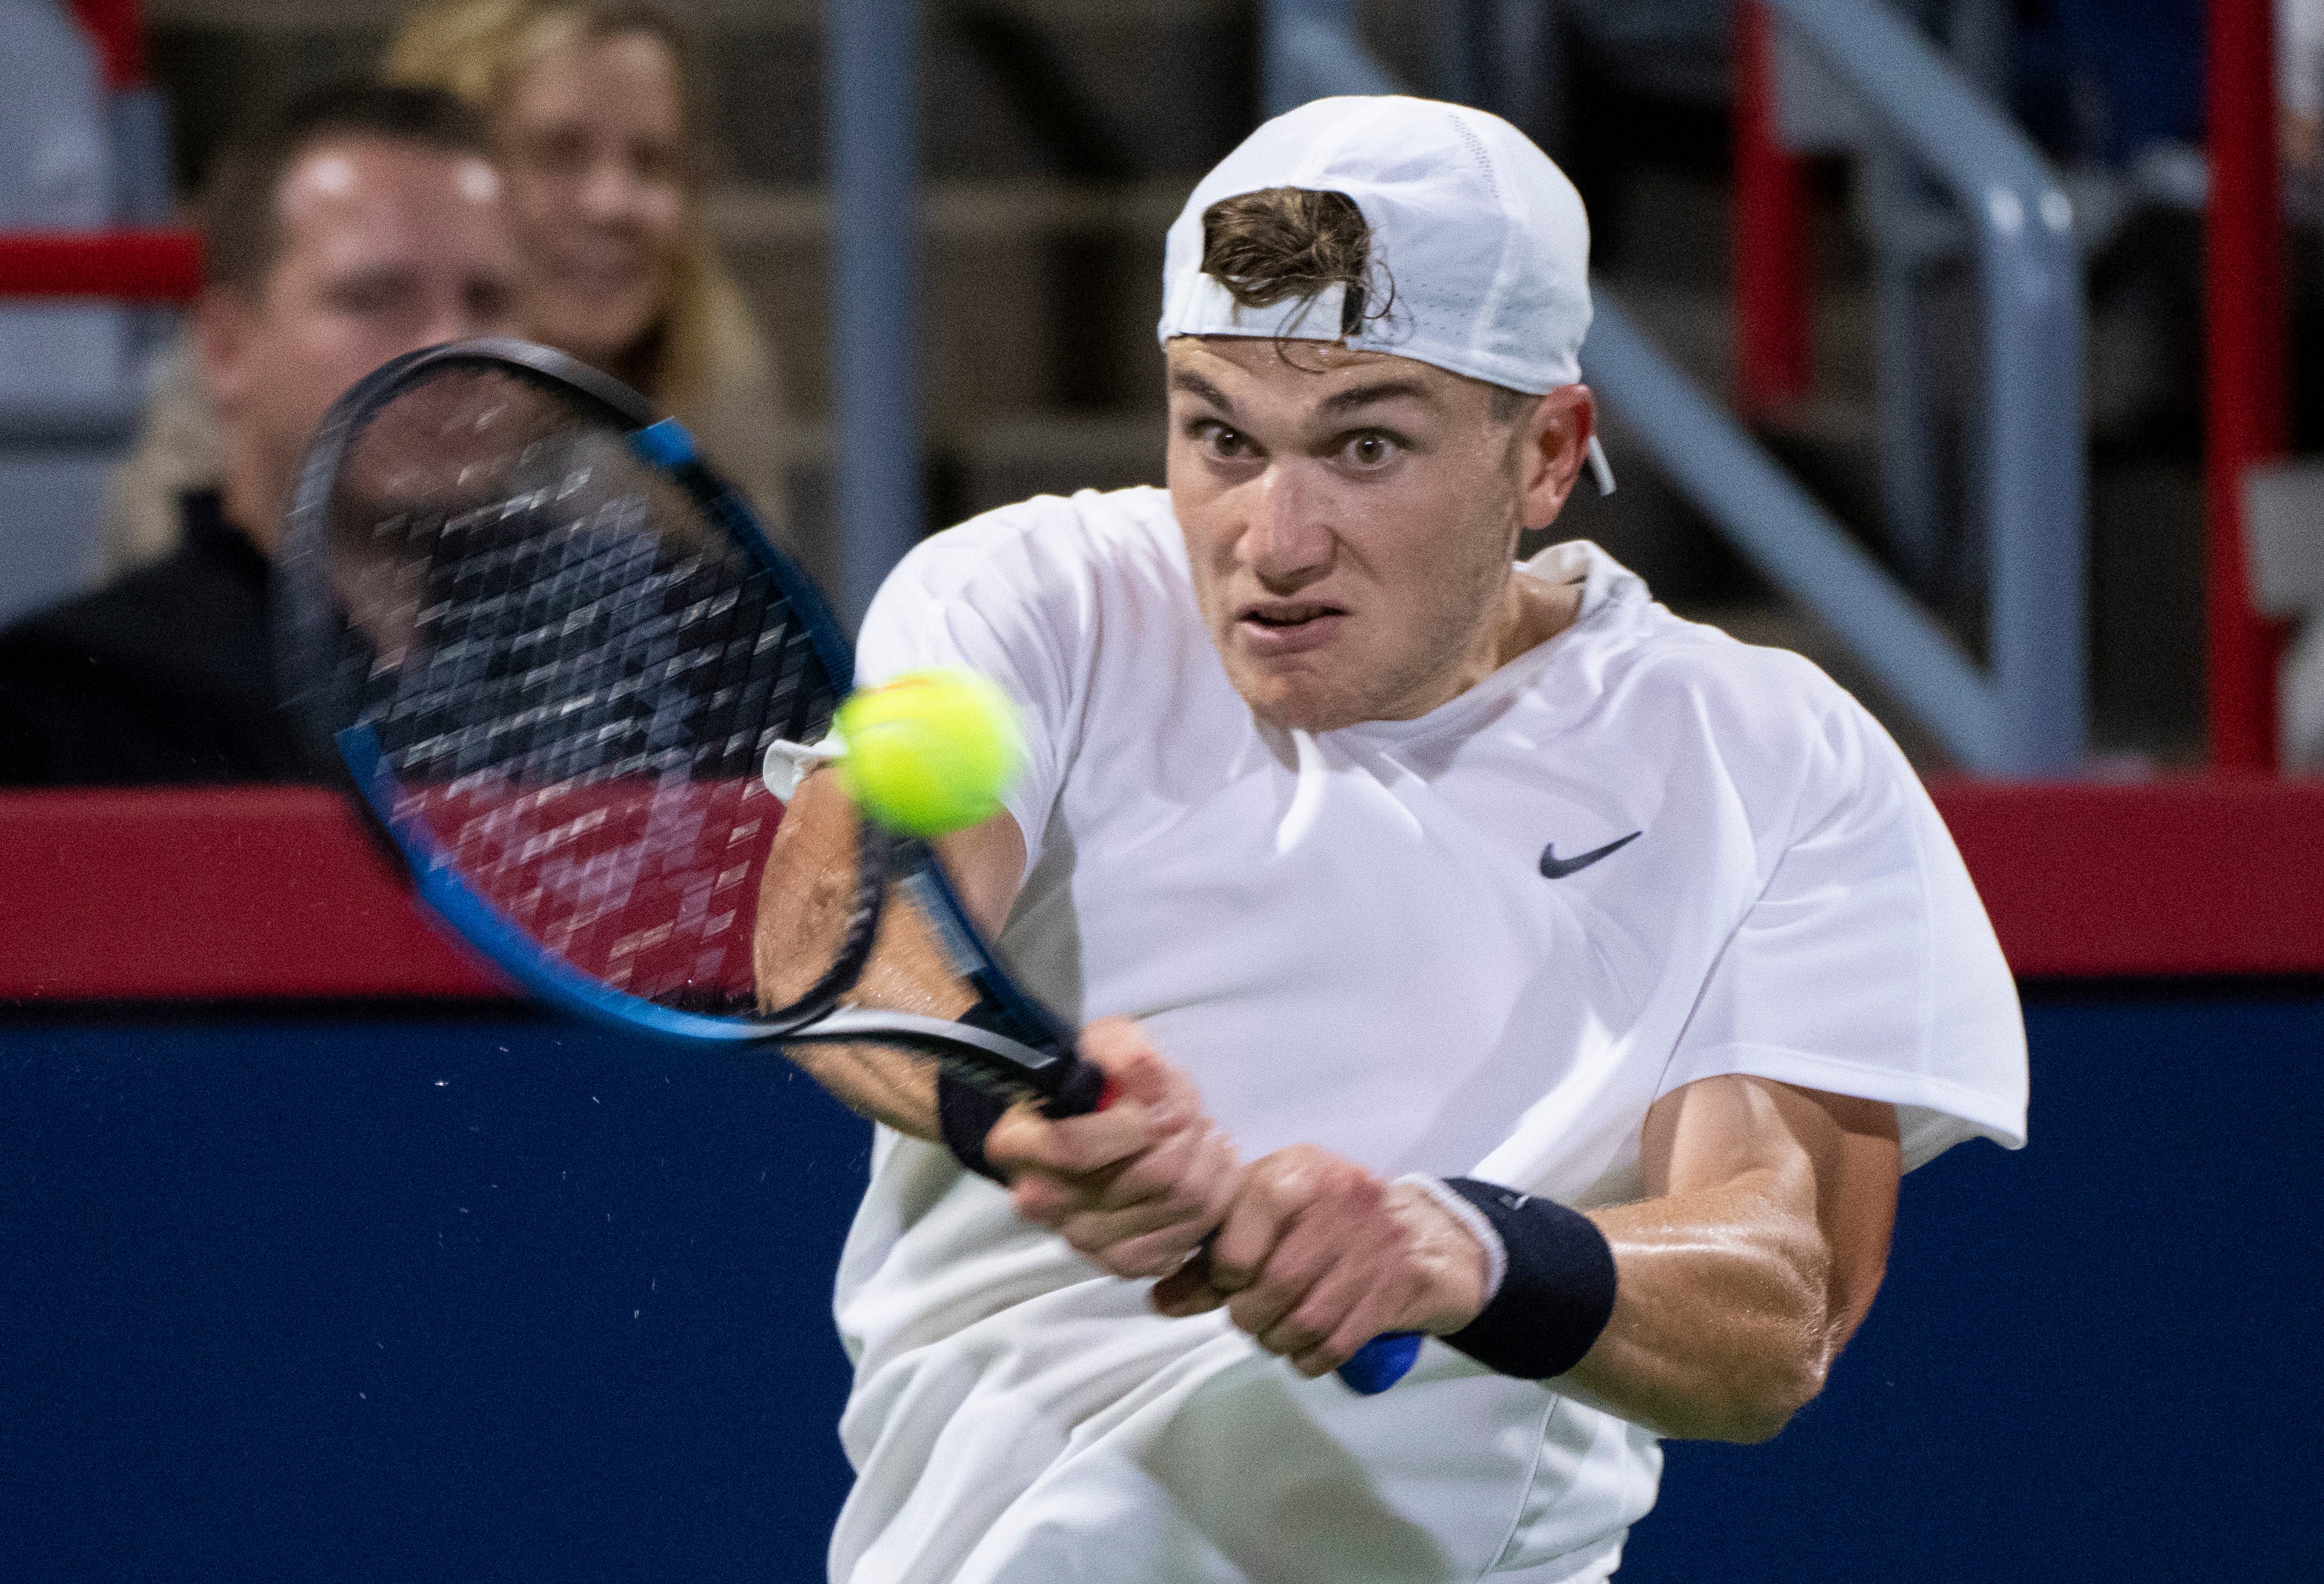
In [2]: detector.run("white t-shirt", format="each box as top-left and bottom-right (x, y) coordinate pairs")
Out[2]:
(831, 486), (2027, 1584)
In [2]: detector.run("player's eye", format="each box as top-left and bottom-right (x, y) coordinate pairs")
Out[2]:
(1341, 433), (1400, 469)
(1193, 421), (1251, 459)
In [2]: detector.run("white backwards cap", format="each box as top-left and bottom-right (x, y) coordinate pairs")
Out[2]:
(1157, 95), (1612, 491)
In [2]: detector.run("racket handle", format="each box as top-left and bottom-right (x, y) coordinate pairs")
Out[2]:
(1337, 1331), (1423, 1394)
(1048, 1057), (1416, 1393)
(1039, 1058), (1115, 1119)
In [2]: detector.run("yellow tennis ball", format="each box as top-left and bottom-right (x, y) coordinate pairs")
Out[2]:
(835, 669), (1025, 837)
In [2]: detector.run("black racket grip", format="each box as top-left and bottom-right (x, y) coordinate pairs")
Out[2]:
(1038, 1058), (1114, 1120)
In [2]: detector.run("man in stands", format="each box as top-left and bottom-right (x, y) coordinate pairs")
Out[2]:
(0, 81), (518, 784)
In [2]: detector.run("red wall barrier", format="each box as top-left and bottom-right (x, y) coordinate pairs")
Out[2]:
(2, 780), (2321, 1004)
(0, 788), (504, 1002)
(1930, 776), (2324, 978)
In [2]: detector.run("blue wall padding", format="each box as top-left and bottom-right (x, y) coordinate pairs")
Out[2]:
(0, 1015), (867, 1583)
(1, 989), (2318, 1582)
(1625, 990), (2324, 1579)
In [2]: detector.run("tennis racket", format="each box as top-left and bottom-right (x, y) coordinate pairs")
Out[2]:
(275, 337), (1420, 1396)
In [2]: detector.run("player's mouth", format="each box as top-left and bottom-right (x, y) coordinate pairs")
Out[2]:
(1235, 600), (1348, 656)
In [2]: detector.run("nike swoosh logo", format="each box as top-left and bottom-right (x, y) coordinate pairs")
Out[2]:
(1539, 831), (1641, 880)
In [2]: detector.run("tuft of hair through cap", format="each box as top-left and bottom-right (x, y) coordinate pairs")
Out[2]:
(1158, 95), (1613, 492)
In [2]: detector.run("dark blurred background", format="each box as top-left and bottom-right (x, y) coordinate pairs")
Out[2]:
(43, 0), (2284, 770)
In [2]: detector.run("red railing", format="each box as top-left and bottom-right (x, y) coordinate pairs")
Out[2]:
(0, 229), (201, 301)
(1, 1), (200, 305)
(2205, 0), (2292, 772)
(1732, 0), (1814, 422)
(1733, 0), (2298, 775)
(68, 0), (150, 89)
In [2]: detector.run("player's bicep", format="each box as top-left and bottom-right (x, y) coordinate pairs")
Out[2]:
(1639, 1074), (1901, 1347)
(930, 806), (1027, 938)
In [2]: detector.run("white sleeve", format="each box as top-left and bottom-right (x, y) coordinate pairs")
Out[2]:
(1654, 698), (2028, 1171)
(852, 501), (1095, 869)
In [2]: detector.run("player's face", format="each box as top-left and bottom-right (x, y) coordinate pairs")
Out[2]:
(201, 137), (518, 549)
(1166, 336), (1585, 731)
(498, 29), (689, 375)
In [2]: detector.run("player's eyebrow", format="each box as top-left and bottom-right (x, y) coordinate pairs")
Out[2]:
(1316, 377), (1434, 416)
(1168, 368), (1238, 416)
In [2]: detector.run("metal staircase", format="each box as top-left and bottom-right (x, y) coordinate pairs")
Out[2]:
(1261, 0), (2087, 776)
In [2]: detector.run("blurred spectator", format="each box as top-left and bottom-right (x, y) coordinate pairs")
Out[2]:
(384, 0), (792, 546)
(101, 0), (795, 586)
(0, 82), (517, 786)
(98, 335), (221, 582)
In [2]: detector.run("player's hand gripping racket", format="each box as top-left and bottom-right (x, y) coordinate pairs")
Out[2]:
(277, 337), (1420, 1396)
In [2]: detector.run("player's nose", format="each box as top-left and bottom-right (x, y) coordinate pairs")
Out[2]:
(1240, 463), (1334, 588)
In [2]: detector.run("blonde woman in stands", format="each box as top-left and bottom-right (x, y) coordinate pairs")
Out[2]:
(385, 0), (794, 552)
(104, 0), (798, 580)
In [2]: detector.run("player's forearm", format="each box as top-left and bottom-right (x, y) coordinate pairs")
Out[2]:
(784, 1041), (940, 1139)
(773, 893), (990, 1142)
(1562, 1174), (1835, 1443)
(755, 771), (1023, 1145)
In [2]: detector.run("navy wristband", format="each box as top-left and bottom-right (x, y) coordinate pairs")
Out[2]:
(1438, 1177), (1617, 1380)
(937, 1071), (1012, 1184)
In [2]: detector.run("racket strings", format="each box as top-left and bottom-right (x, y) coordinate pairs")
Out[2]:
(323, 370), (844, 1013)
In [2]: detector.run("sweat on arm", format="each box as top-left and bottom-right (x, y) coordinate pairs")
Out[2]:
(1151, 1073), (1900, 1444)
(1561, 1075), (1900, 1442)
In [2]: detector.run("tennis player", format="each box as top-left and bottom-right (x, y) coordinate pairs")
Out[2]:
(761, 95), (2027, 1583)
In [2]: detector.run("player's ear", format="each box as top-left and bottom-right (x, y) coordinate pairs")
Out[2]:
(1516, 384), (1594, 534)
(192, 285), (258, 416)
